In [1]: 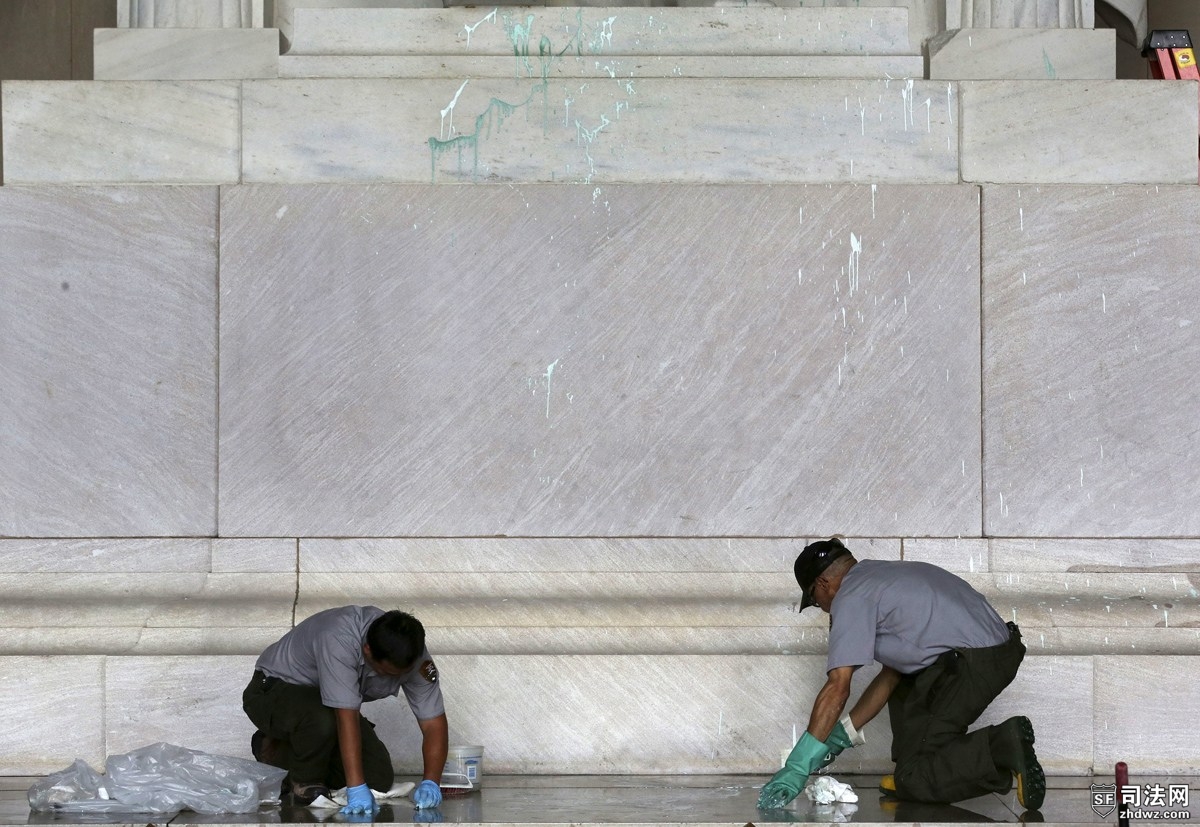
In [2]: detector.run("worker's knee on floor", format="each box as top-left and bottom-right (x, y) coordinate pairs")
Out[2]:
(893, 766), (942, 804)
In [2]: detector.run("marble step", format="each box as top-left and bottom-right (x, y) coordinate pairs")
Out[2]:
(5, 623), (1199, 657)
(0, 80), (241, 185)
(285, 6), (913, 57)
(929, 27), (1115, 80)
(7, 774), (1172, 827)
(4, 652), (1189, 775)
(3, 79), (1194, 185)
(2, 565), (1195, 655)
(279, 53), (926, 78)
(94, 27), (280, 80)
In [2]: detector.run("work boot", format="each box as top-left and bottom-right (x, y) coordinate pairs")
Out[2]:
(990, 716), (1045, 810)
(289, 780), (331, 806)
(878, 774), (898, 796)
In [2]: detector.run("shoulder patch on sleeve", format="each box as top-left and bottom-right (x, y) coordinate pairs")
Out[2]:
(420, 660), (438, 683)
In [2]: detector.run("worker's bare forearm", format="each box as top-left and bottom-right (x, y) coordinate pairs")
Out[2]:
(847, 665), (901, 730)
(418, 714), (449, 784)
(807, 667), (854, 742)
(335, 707), (366, 788)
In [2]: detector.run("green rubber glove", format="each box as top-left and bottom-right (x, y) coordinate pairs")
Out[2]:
(820, 714), (866, 767)
(757, 732), (831, 809)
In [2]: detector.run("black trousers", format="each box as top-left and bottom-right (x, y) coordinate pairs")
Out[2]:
(889, 622), (1026, 804)
(242, 671), (395, 791)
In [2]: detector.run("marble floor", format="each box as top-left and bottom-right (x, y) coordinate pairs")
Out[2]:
(5, 775), (1197, 827)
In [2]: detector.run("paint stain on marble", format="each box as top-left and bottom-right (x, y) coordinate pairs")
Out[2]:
(431, 9), (636, 183)
(462, 8), (496, 47)
(543, 359), (559, 418)
(440, 79), (470, 140)
(1042, 49), (1057, 79)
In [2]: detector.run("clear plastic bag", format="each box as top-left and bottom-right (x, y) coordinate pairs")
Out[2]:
(28, 742), (288, 814)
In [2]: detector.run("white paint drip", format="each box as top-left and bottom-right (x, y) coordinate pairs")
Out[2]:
(848, 232), (862, 295)
(440, 79), (470, 140)
(871, 184), (877, 219)
(901, 79), (915, 131)
(462, 9), (496, 46)
(946, 83), (954, 125)
(592, 16), (617, 51)
(543, 359), (559, 418)
(275, 205), (288, 220)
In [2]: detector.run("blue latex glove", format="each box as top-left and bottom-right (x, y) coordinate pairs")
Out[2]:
(340, 783), (376, 815)
(757, 732), (831, 809)
(412, 780), (442, 809)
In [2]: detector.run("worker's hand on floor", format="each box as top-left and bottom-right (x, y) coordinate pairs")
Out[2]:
(340, 783), (377, 815)
(413, 779), (443, 809)
(757, 732), (831, 809)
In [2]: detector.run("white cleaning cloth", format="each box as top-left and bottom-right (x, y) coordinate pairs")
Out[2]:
(308, 781), (416, 809)
(804, 775), (859, 805)
(809, 802), (860, 823)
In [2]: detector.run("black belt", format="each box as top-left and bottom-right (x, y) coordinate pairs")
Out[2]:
(253, 669), (280, 690)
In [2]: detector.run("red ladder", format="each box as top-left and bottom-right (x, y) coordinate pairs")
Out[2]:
(1143, 29), (1199, 179)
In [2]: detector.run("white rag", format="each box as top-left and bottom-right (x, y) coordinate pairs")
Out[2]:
(809, 802), (860, 823)
(308, 781), (416, 809)
(804, 775), (859, 805)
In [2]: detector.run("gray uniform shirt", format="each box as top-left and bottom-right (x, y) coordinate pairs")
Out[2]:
(827, 560), (1010, 675)
(255, 605), (445, 719)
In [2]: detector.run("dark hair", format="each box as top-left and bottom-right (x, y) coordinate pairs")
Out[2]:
(366, 611), (426, 669)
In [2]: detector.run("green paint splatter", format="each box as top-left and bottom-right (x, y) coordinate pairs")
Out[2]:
(1042, 49), (1057, 79)
(428, 89), (539, 182)
(429, 8), (634, 183)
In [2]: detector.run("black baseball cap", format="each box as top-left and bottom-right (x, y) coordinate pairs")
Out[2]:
(794, 537), (851, 611)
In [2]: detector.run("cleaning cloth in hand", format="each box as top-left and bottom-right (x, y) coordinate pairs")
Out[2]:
(308, 782), (415, 809)
(804, 775), (859, 805)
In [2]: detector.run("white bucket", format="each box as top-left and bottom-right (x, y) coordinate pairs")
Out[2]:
(442, 745), (484, 795)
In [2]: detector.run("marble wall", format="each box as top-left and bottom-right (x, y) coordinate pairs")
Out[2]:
(1, 3), (1199, 780)
(3, 182), (1199, 776)
(218, 184), (981, 537)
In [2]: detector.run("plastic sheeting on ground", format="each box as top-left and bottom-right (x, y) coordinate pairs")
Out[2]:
(28, 742), (288, 814)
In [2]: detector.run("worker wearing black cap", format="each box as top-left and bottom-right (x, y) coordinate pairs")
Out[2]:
(757, 537), (1044, 812)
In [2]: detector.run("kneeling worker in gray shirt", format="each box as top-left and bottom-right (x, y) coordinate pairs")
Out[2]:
(243, 606), (448, 813)
(758, 538), (1044, 812)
